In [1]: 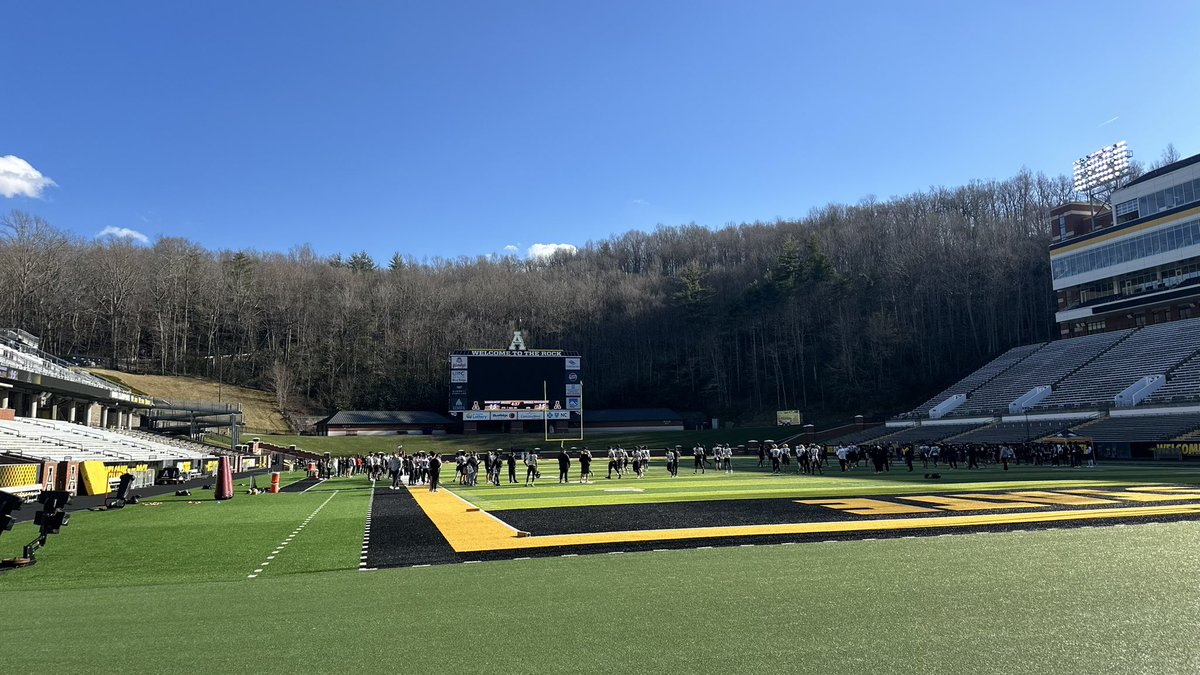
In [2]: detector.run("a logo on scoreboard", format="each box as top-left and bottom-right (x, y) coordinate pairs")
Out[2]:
(566, 371), (579, 383)
(463, 411), (490, 421)
(450, 383), (468, 396)
(565, 384), (582, 396)
(450, 370), (468, 383)
(566, 397), (581, 410)
(565, 357), (580, 370)
(450, 355), (468, 369)
(546, 411), (571, 420)
(450, 398), (468, 411)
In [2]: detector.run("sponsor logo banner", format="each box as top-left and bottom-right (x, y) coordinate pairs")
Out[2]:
(450, 398), (467, 411)
(450, 370), (468, 383)
(463, 411), (490, 421)
(566, 371), (580, 383)
(450, 355), (468, 369)
(517, 411), (545, 420)
(565, 384), (582, 396)
(566, 397), (581, 410)
(490, 411), (519, 420)
(565, 357), (581, 370)
(546, 411), (571, 420)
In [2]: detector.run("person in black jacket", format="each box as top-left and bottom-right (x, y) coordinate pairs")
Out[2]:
(578, 447), (592, 483)
(507, 452), (517, 484)
(428, 454), (442, 492)
(558, 448), (572, 484)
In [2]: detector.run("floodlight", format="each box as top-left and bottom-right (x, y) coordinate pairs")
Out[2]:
(1073, 141), (1133, 193)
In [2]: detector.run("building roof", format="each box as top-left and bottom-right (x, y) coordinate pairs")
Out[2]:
(1121, 151), (1200, 190)
(586, 408), (682, 423)
(324, 410), (455, 426)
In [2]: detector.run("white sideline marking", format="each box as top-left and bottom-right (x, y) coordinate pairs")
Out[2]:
(359, 485), (376, 569)
(246, 490), (338, 580)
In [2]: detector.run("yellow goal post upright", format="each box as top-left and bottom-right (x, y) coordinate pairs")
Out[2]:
(543, 380), (583, 445)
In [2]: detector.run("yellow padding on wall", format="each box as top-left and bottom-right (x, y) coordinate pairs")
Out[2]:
(105, 463), (151, 480)
(78, 461), (110, 496)
(0, 463), (39, 488)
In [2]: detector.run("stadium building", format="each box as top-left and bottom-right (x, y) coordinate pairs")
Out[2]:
(0, 330), (272, 501)
(829, 151), (1200, 459)
(1052, 152), (1200, 337)
(1, 329), (152, 428)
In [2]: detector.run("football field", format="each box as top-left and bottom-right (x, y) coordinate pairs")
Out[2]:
(2, 460), (1200, 673)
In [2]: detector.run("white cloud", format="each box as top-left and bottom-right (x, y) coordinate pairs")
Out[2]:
(630, 199), (650, 206)
(96, 226), (150, 244)
(0, 155), (57, 198)
(503, 244), (520, 254)
(527, 243), (577, 259)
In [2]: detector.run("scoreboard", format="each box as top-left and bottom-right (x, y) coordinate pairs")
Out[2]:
(448, 348), (583, 422)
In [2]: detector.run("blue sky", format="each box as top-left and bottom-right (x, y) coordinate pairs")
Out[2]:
(3, 1), (1199, 261)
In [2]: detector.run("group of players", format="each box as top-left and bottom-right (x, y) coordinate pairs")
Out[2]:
(325, 443), (762, 491)
(755, 442), (827, 475)
(328, 438), (1098, 494)
(829, 441), (1096, 473)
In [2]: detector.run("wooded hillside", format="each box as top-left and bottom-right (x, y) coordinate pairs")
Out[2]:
(0, 169), (1076, 421)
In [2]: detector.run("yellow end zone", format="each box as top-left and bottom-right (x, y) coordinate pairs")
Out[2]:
(407, 486), (1200, 554)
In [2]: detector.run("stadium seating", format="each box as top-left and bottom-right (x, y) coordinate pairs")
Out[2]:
(0, 417), (213, 464)
(1146, 352), (1200, 405)
(899, 318), (1200, 422)
(869, 423), (986, 444)
(948, 419), (1083, 444)
(113, 428), (226, 456)
(1072, 414), (1200, 443)
(904, 343), (1045, 417)
(957, 330), (1132, 415)
(1036, 318), (1200, 410)
(825, 426), (893, 446)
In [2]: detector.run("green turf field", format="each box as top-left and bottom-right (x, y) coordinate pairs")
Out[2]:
(445, 457), (1200, 510)
(3, 466), (1200, 673)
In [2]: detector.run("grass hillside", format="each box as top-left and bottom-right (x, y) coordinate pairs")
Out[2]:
(90, 369), (291, 434)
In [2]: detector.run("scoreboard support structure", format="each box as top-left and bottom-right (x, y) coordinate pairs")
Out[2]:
(544, 381), (583, 443)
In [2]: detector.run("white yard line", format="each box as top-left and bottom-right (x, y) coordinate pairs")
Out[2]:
(246, 490), (338, 580)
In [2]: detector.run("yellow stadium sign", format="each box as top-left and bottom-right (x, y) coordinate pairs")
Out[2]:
(776, 410), (802, 426)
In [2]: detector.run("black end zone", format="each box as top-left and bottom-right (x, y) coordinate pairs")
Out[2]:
(365, 488), (458, 567)
(280, 477), (322, 493)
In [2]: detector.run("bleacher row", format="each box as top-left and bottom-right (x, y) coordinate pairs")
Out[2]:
(902, 317), (1200, 419)
(834, 413), (1200, 446)
(0, 417), (214, 464)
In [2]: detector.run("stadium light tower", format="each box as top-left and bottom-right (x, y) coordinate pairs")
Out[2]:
(1073, 141), (1132, 230)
